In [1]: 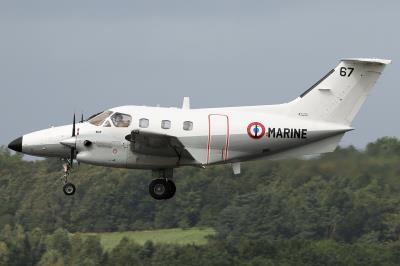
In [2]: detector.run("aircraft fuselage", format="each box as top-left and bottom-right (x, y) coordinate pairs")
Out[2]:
(17, 105), (351, 169)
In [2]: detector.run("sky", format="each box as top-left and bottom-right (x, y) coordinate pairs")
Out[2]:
(0, 0), (399, 153)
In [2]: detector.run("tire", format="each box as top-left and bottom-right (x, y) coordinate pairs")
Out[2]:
(63, 182), (76, 196)
(149, 179), (168, 200)
(165, 180), (176, 199)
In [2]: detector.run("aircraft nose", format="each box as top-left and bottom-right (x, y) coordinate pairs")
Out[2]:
(8, 136), (23, 152)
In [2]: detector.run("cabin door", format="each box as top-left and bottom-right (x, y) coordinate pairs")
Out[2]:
(207, 114), (229, 164)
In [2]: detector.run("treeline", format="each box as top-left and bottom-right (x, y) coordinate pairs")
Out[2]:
(2, 224), (400, 266)
(1, 137), (400, 265)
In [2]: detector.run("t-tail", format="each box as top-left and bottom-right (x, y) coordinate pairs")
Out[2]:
(265, 58), (391, 158)
(287, 58), (391, 126)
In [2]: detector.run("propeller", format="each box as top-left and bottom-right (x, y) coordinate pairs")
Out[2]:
(70, 113), (76, 167)
(72, 113), (76, 137)
(78, 113), (83, 165)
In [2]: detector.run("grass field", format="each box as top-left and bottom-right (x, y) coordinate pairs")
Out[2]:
(77, 227), (215, 251)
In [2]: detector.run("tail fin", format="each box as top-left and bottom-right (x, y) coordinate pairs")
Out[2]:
(288, 58), (391, 125)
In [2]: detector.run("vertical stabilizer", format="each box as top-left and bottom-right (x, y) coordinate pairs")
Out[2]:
(288, 58), (391, 125)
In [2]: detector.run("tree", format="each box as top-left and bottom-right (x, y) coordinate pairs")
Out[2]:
(0, 241), (10, 266)
(46, 228), (71, 255)
(108, 237), (141, 266)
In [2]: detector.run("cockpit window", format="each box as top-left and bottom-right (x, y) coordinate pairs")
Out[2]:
(111, 112), (132, 127)
(88, 111), (113, 126)
(103, 120), (111, 127)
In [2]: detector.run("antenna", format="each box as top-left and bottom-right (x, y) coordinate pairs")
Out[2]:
(182, 97), (190, 109)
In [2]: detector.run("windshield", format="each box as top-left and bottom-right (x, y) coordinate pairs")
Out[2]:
(88, 111), (113, 126)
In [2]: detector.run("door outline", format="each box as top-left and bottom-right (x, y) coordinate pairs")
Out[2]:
(207, 114), (230, 164)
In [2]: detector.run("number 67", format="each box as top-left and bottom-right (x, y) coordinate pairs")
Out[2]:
(340, 67), (354, 77)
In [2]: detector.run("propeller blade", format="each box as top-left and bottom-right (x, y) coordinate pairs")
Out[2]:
(80, 113), (84, 123)
(70, 113), (77, 167)
(72, 113), (76, 137)
(70, 148), (75, 168)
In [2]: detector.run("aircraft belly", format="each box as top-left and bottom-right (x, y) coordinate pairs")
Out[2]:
(126, 154), (181, 169)
(225, 133), (303, 161)
(222, 128), (346, 162)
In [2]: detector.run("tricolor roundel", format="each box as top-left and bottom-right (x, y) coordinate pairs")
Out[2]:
(247, 122), (265, 139)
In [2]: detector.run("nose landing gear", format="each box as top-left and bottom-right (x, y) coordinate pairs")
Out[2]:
(61, 161), (76, 196)
(63, 182), (76, 196)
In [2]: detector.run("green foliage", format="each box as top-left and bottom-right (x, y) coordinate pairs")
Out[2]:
(215, 139), (400, 244)
(46, 228), (71, 255)
(366, 137), (400, 156)
(0, 241), (10, 266)
(0, 137), (400, 264)
(0, 224), (32, 266)
(108, 237), (142, 265)
(78, 227), (215, 251)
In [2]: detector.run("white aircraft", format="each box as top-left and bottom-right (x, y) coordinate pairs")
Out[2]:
(8, 58), (390, 199)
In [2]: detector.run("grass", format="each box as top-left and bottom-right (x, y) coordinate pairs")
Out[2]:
(76, 227), (216, 251)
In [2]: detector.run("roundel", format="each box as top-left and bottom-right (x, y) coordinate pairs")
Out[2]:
(247, 122), (266, 139)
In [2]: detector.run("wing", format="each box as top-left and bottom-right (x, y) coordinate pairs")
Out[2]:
(125, 130), (196, 162)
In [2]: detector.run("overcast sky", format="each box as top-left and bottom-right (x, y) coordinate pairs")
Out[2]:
(0, 0), (398, 152)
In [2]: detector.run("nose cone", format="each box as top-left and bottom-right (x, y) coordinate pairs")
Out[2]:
(8, 136), (23, 152)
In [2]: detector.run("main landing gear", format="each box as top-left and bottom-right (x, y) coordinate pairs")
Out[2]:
(149, 169), (176, 200)
(61, 160), (76, 196)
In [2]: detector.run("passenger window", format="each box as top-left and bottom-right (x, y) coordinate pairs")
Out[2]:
(103, 120), (111, 127)
(183, 121), (193, 131)
(111, 112), (132, 127)
(161, 120), (171, 129)
(139, 118), (149, 128)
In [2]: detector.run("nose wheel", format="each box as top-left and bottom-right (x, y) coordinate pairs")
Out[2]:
(61, 161), (76, 196)
(63, 182), (76, 195)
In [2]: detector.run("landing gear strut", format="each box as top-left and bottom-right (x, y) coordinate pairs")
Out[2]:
(149, 169), (176, 200)
(61, 160), (76, 196)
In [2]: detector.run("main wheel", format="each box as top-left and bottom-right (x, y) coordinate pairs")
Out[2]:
(63, 182), (76, 196)
(149, 179), (168, 200)
(165, 180), (176, 199)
